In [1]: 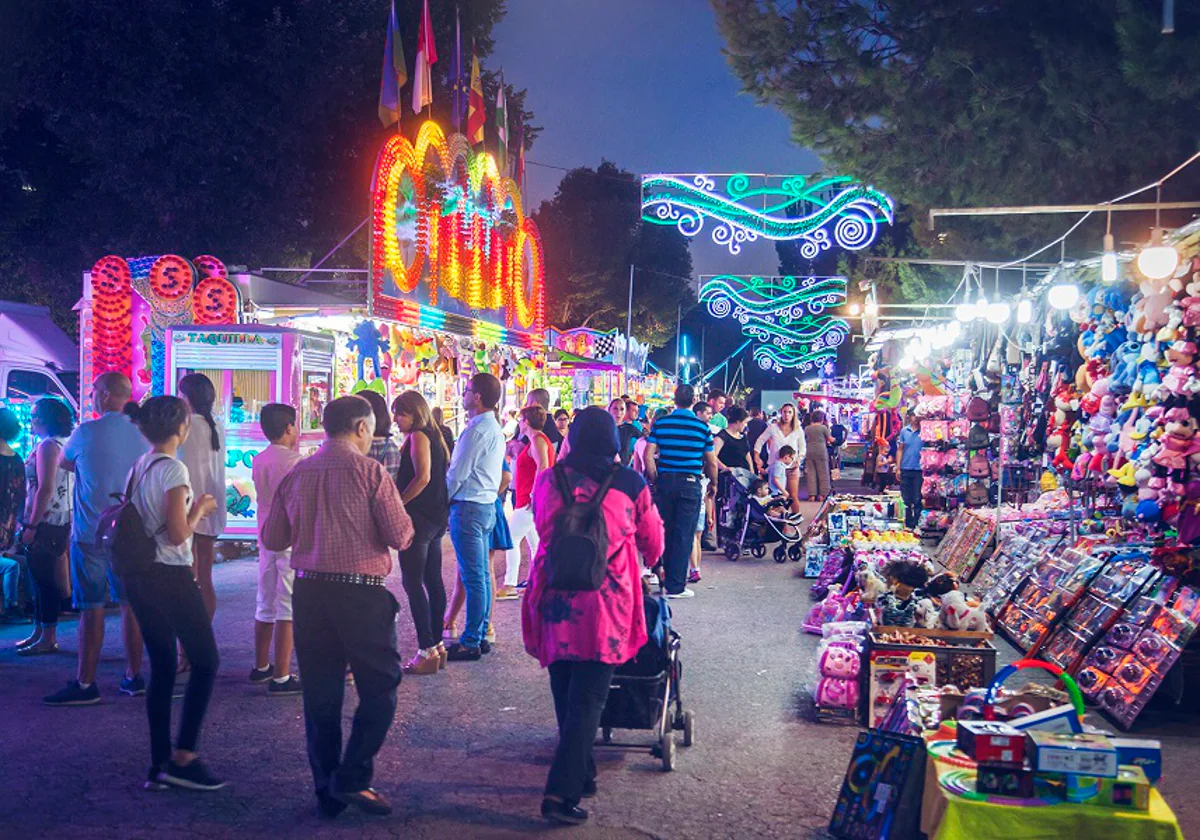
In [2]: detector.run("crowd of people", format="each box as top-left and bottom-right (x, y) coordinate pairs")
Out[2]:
(0, 373), (844, 824)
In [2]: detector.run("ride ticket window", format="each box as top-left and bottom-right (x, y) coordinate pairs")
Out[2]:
(178, 367), (276, 427)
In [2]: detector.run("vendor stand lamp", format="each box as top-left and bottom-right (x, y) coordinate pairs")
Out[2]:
(1016, 299), (1033, 324)
(1137, 228), (1179, 281)
(1048, 283), (1080, 310)
(985, 302), (1011, 325)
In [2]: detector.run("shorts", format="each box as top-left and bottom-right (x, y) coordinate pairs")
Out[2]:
(256, 548), (295, 623)
(696, 477), (710, 532)
(71, 540), (125, 609)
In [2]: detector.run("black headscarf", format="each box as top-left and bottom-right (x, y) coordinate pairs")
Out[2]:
(561, 405), (619, 481)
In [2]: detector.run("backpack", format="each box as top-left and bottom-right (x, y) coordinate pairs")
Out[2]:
(545, 464), (621, 591)
(967, 396), (990, 422)
(968, 453), (990, 478)
(966, 481), (989, 507)
(967, 424), (990, 450)
(96, 456), (172, 581)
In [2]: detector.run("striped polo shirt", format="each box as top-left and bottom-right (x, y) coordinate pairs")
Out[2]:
(648, 408), (713, 475)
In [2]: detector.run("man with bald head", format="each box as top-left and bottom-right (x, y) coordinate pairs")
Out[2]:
(525, 388), (562, 450)
(44, 373), (149, 706)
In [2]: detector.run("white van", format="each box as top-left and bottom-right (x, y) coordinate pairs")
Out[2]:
(0, 301), (80, 415)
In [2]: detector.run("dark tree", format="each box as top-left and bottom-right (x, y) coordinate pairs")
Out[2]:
(533, 161), (694, 348)
(712, 0), (1200, 261)
(0, 0), (529, 331)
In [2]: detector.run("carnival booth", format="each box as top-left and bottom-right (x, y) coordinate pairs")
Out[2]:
(544, 327), (670, 412)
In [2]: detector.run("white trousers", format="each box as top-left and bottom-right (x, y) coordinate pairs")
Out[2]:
(504, 504), (539, 587)
(256, 548), (294, 622)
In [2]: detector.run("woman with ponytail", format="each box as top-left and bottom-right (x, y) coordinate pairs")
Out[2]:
(177, 374), (226, 630)
(123, 396), (224, 791)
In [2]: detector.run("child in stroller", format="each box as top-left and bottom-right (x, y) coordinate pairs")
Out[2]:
(598, 580), (696, 771)
(716, 472), (804, 563)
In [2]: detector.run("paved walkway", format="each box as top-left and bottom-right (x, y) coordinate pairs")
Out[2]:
(1, 492), (1197, 837)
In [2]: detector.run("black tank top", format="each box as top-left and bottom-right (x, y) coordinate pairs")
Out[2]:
(397, 427), (449, 528)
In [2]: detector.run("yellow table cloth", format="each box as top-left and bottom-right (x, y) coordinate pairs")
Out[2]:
(920, 734), (1183, 840)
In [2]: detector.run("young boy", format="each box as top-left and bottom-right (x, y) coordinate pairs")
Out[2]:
(769, 445), (796, 499)
(250, 403), (304, 694)
(750, 478), (802, 537)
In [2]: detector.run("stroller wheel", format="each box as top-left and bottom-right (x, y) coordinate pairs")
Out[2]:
(661, 732), (677, 771)
(724, 543), (740, 562)
(682, 710), (696, 747)
(774, 545), (788, 563)
(752, 545), (767, 559)
(789, 544), (804, 562)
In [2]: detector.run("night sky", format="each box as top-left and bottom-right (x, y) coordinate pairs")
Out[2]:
(489, 0), (822, 288)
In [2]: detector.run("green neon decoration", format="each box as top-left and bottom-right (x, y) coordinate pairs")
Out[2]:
(641, 173), (893, 256)
(699, 275), (849, 373)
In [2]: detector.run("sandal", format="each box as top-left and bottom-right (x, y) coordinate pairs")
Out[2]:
(17, 642), (58, 656)
(442, 620), (459, 641)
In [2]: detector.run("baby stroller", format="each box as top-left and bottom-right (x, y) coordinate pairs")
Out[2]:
(598, 594), (695, 771)
(716, 471), (804, 563)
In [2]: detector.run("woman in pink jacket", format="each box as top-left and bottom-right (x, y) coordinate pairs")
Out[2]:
(522, 406), (665, 826)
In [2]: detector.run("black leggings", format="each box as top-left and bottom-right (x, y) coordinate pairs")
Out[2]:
(26, 523), (69, 626)
(125, 563), (220, 770)
(398, 522), (446, 650)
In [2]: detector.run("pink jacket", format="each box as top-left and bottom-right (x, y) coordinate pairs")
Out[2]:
(522, 465), (665, 667)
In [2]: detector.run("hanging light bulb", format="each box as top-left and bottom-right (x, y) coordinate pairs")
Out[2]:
(945, 320), (961, 339)
(1048, 283), (1080, 310)
(1137, 228), (1179, 281)
(1101, 203), (1118, 284)
(1016, 299), (1033, 323)
(955, 302), (976, 323)
(1137, 185), (1180, 281)
(847, 302), (862, 316)
(985, 302), (1011, 324)
(974, 295), (989, 320)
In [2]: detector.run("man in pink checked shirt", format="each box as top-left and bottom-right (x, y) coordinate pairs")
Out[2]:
(262, 396), (414, 819)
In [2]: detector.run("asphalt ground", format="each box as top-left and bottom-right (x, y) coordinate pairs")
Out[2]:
(1, 485), (1197, 838)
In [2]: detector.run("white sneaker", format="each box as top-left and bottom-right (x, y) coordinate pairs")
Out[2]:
(665, 588), (696, 599)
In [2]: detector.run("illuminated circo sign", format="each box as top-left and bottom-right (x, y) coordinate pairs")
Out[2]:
(369, 121), (545, 337)
(641, 173), (893, 256)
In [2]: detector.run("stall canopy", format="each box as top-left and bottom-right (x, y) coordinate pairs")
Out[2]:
(0, 301), (78, 373)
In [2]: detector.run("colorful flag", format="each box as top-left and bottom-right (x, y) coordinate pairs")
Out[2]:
(467, 44), (485, 146)
(450, 8), (467, 131)
(377, 1), (407, 128)
(495, 76), (508, 174)
(513, 120), (526, 189)
(411, 0), (438, 114)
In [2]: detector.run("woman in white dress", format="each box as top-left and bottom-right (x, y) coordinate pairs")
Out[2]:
(755, 403), (806, 513)
(177, 374), (227, 631)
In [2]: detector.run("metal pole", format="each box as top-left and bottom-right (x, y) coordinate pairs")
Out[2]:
(675, 304), (682, 380)
(929, 200), (1200, 227)
(625, 265), (634, 370)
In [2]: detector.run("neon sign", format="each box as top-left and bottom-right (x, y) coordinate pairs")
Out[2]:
(641, 174), (893, 256)
(699, 275), (849, 373)
(369, 121), (544, 344)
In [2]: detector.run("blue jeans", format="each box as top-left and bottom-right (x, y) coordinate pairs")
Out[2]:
(653, 472), (703, 594)
(0, 554), (20, 608)
(449, 501), (497, 648)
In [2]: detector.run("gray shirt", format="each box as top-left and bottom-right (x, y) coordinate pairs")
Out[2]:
(62, 411), (148, 543)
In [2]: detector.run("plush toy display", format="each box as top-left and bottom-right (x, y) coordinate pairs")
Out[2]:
(941, 590), (990, 632)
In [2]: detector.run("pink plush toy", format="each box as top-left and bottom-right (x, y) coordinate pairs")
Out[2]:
(1152, 408), (1200, 471)
(818, 645), (861, 679)
(816, 677), (860, 710)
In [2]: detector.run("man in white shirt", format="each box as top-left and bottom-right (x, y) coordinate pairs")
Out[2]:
(444, 373), (505, 661)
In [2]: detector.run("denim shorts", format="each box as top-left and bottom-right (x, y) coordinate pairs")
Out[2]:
(71, 540), (125, 609)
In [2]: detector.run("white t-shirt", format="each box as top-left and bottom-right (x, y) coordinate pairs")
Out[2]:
(129, 453), (194, 567)
(177, 413), (226, 537)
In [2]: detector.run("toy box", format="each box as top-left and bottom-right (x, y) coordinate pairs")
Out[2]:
(1111, 738), (1162, 784)
(1008, 703), (1084, 735)
(976, 762), (1036, 798)
(956, 721), (1025, 766)
(1027, 732), (1118, 778)
(1098, 766), (1151, 810)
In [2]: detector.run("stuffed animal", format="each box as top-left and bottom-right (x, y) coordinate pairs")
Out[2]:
(940, 590), (989, 632)
(856, 567), (888, 604)
(346, 320), (385, 383)
(914, 598), (940, 629)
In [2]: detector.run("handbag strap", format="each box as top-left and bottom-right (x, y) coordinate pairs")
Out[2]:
(126, 455), (173, 534)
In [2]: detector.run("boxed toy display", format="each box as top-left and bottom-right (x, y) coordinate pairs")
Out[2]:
(1026, 732), (1119, 778)
(956, 721), (1025, 766)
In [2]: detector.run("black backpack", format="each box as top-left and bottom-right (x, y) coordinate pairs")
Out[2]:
(545, 464), (621, 591)
(96, 456), (171, 580)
